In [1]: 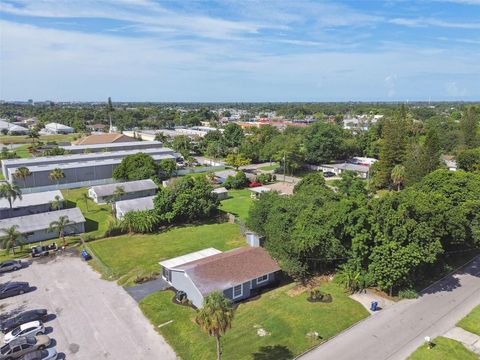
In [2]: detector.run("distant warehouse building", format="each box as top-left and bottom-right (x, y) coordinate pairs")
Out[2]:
(0, 190), (63, 219)
(89, 180), (158, 204)
(0, 208), (85, 243)
(2, 147), (176, 190)
(0, 119), (29, 135)
(115, 196), (155, 219)
(60, 140), (164, 154)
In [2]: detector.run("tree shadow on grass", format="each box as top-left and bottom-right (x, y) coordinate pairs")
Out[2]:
(252, 345), (293, 360)
(85, 218), (99, 232)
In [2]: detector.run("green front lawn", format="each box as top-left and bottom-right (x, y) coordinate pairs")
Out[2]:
(408, 337), (478, 360)
(457, 304), (480, 336)
(140, 281), (369, 360)
(15, 144), (32, 158)
(88, 222), (244, 285)
(62, 187), (113, 237)
(219, 188), (253, 222)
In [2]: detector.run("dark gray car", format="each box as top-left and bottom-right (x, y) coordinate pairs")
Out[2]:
(0, 261), (22, 273)
(0, 282), (30, 299)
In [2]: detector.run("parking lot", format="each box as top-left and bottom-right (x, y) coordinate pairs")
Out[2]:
(0, 252), (177, 359)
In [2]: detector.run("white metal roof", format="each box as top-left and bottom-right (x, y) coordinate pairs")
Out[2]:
(212, 187), (228, 194)
(0, 208), (85, 233)
(90, 179), (158, 197)
(159, 248), (222, 269)
(115, 196), (155, 214)
(45, 122), (74, 131)
(61, 140), (163, 151)
(0, 119), (29, 133)
(0, 190), (63, 210)
(249, 186), (271, 194)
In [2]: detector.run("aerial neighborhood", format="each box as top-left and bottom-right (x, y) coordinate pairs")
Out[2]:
(1, 1), (480, 360)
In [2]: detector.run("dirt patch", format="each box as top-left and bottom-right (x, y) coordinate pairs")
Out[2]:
(287, 275), (332, 297)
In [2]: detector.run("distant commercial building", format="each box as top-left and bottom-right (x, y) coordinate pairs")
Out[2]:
(0, 190), (63, 219)
(61, 140), (164, 154)
(115, 196), (155, 219)
(0, 208), (85, 243)
(0, 119), (29, 135)
(89, 179), (158, 204)
(2, 147), (176, 190)
(73, 133), (136, 145)
(44, 122), (75, 134)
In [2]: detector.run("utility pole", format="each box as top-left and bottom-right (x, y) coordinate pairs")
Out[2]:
(283, 151), (286, 182)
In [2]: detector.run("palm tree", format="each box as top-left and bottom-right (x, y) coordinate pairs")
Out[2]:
(49, 168), (65, 188)
(195, 291), (235, 360)
(48, 215), (74, 248)
(27, 129), (39, 145)
(13, 166), (32, 188)
(113, 185), (125, 201)
(0, 182), (22, 217)
(391, 164), (406, 192)
(77, 192), (90, 211)
(0, 225), (24, 255)
(50, 195), (64, 211)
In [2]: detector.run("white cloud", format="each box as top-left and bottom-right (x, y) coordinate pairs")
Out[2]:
(390, 17), (480, 29)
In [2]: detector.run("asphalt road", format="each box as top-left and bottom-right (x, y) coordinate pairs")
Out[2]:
(299, 256), (480, 360)
(0, 253), (177, 360)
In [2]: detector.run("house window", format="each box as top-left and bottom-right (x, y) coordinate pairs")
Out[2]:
(232, 284), (243, 299)
(257, 274), (268, 284)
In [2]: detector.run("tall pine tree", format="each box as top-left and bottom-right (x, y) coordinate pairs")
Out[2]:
(460, 106), (479, 148)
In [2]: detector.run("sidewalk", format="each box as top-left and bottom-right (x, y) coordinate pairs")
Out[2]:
(443, 327), (480, 355)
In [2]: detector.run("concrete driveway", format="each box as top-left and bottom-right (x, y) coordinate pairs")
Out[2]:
(299, 256), (480, 360)
(0, 253), (177, 360)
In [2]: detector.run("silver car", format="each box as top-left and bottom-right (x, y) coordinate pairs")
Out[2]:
(0, 261), (22, 273)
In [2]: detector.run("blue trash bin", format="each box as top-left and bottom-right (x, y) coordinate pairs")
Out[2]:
(370, 301), (378, 311)
(81, 249), (92, 261)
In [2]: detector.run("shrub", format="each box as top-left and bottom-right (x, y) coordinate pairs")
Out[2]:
(307, 288), (332, 303)
(398, 289), (419, 299)
(103, 218), (125, 237)
(224, 171), (249, 189)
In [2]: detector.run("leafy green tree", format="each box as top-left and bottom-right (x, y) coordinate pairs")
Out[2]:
(391, 164), (406, 191)
(224, 153), (251, 170)
(49, 168), (65, 187)
(154, 132), (168, 143)
(48, 215), (74, 248)
(223, 123), (244, 148)
(13, 166), (31, 188)
(154, 176), (218, 224)
(172, 135), (193, 158)
(460, 106), (479, 148)
(423, 129), (441, 173)
(27, 129), (39, 145)
(334, 171), (367, 197)
(0, 182), (22, 216)
(195, 291), (235, 360)
(223, 171), (249, 189)
(293, 172), (325, 193)
(158, 159), (177, 180)
(113, 153), (158, 181)
(0, 225), (24, 255)
(304, 122), (352, 164)
(374, 112), (408, 189)
(457, 148), (480, 172)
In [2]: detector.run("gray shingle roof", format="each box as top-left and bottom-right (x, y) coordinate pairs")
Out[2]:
(0, 208), (85, 233)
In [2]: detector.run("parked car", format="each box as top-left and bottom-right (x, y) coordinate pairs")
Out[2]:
(30, 244), (57, 258)
(248, 181), (262, 187)
(1, 310), (48, 334)
(0, 335), (51, 360)
(4, 321), (45, 344)
(0, 282), (30, 299)
(0, 261), (22, 273)
(19, 349), (57, 360)
(323, 171), (336, 178)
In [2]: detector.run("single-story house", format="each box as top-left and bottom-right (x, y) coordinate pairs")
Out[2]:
(88, 179), (158, 204)
(213, 170), (255, 184)
(212, 187), (228, 200)
(115, 196), (155, 219)
(0, 190), (63, 219)
(0, 119), (29, 135)
(0, 207), (85, 243)
(249, 186), (272, 199)
(160, 247), (281, 308)
(249, 182), (294, 199)
(317, 163), (370, 179)
(44, 122), (75, 134)
(86, 124), (107, 133)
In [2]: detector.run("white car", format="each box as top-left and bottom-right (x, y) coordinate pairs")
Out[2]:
(3, 321), (44, 343)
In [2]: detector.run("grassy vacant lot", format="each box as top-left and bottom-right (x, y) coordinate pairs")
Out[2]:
(408, 337), (478, 360)
(219, 188), (253, 222)
(258, 163), (280, 171)
(14, 144), (32, 158)
(140, 281), (369, 360)
(62, 187), (112, 237)
(0, 133), (79, 144)
(457, 304), (480, 336)
(88, 222), (244, 285)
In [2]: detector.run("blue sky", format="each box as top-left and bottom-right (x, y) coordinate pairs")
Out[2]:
(0, 0), (479, 102)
